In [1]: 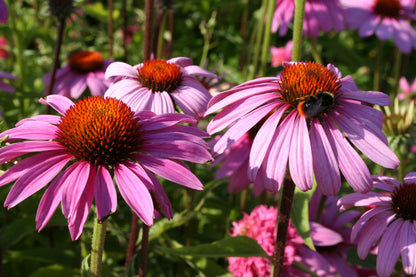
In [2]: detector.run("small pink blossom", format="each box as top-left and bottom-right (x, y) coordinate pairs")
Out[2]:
(398, 76), (416, 101)
(270, 40), (293, 67)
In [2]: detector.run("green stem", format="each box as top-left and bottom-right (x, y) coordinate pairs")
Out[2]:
(373, 40), (384, 91)
(259, 0), (276, 76)
(108, 0), (114, 58)
(392, 48), (403, 96)
(139, 224), (150, 277)
(248, 0), (267, 79)
(291, 0), (306, 62)
(309, 38), (323, 64)
(90, 219), (108, 277)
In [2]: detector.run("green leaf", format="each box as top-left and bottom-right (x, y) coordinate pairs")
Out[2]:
(0, 216), (36, 248)
(290, 185), (316, 250)
(158, 236), (270, 259)
(186, 257), (233, 277)
(83, 3), (119, 23)
(80, 254), (90, 277)
(29, 264), (79, 277)
(8, 248), (77, 267)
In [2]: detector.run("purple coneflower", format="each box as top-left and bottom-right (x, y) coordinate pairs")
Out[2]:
(0, 95), (212, 240)
(228, 205), (334, 276)
(338, 173), (416, 277)
(43, 50), (113, 99)
(205, 62), (399, 195)
(398, 76), (416, 101)
(272, 0), (345, 38)
(341, 0), (416, 54)
(0, 0), (8, 24)
(104, 57), (217, 120)
(0, 70), (18, 93)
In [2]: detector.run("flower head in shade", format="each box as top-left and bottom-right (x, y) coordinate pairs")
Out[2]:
(0, 37), (9, 59)
(270, 40), (293, 68)
(104, 57), (217, 120)
(206, 62), (399, 196)
(0, 0), (8, 24)
(341, 0), (416, 54)
(309, 191), (366, 277)
(338, 173), (416, 277)
(43, 50), (113, 99)
(228, 205), (333, 276)
(398, 76), (416, 101)
(0, 95), (212, 240)
(0, 71), (18, 93)
(272, 0), (345, 38)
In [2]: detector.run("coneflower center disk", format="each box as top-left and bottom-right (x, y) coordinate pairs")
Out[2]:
(56, 97), (142, 166)
(373, 0), (401, 18)
(391, 183), (416, 221)
(69, 51), (104, 73)
(137, 59), (183, 93)
(279, 62), (341, 118)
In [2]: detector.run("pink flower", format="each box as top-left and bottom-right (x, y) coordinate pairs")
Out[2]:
(0, 95), (212, 240)
(398, 76), (416, 101)
(0, 37), (9, 59)
(104, 57), (217, 120)
(341, 0), (416, 53)
(0, 70), (18, 93)
(272, 0), (345, 38)
(42, 50), (113, 99)
(270, 40), (293, 68)
(338, 173), (416, 277)
(0, 0), (8, 24)
(228, 205), (333, 276)
(206, 62), (399, 196)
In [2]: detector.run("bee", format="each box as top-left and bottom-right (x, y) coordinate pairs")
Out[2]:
(297, 90), (335, 118)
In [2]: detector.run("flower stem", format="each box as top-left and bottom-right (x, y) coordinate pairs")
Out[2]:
(272, 176), (296, 277)
(248, 0), (267, 79)
(108, 0), (114, 59)
(259, 0), (276, 76)
(144, 0), (154, 61)
(46, 18), (66, 113)
(90, 219), (108, 277)
(392, 48), (403, 96)
(291, 0), (306, 62)
(309, 38), (323, 64)
(124, 213), (139, 273)
(139, 224), (150, 277)
(373, 40), (384, 91)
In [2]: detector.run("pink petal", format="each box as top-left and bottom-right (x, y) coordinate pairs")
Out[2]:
(16, 115), (61, 126)
(310, 222), (343, 247)
(105, 61), (138, 79)
(136, 154), (204, 190)
(36, 171), (66, 231)
(39, 95), (74, 115)
(126, 161), (173, 219)
(289, 114), (313, 191)
(182, 65), (217, 78)
(4, 152), (72, 208)
(400, 221), (416, 275)
(377, 219), (403, 277)
(310, 118), (341, 195)
(151, 91), (175, 114)
(1, 121), (58, 141)
(140, 113), (196, 131)
(94, 166), (117, 222)
(114, 163), (154, 225)
(67, 168), (95, 241)
(249, 104), (288, 180)
(323, 117), (372, 193)
(356, 211), (395, 259)
(212, 102), (278, 155)
(0, 141), (64, 164)
(61, 162), (91, 218)
(142, 141), (211, 163)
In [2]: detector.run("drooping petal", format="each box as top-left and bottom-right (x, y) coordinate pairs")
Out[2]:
(94, 165), (117, 222)
(377, 219), (403, 277)
(61, 162), (91, 218)
(1, 121), (58, 141)
(4, 152), (72, 208)
(289, 114), (313, 191)
(0, 140), (64, 164)
(114, 163), (154, 226)
(356, 211), (395, 259)
(400, 221), (416, 275)
(136, 153), (203, 190)
(310, 222), (343, 247)
(310, 118), (341, 195)
(249, 103), (288, 180)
